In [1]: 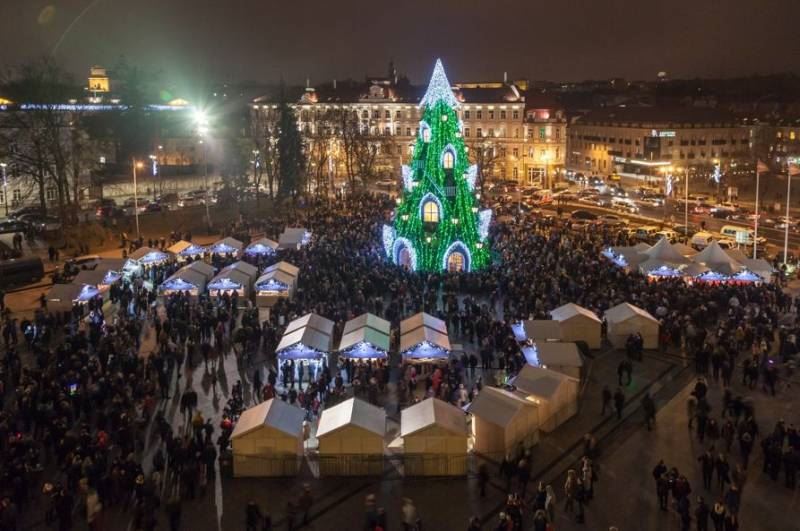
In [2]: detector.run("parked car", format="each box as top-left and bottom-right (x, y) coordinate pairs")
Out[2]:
(0, 218), (28, 234)
(570, 209), (598, 222)
(655, 230), (678, 242)
(0, 257), (44, 288)
(10, 206), (44, 219)
(19, 214), (61, 232)
(598, 214), (628, 227)
(673, 224), (700, 237)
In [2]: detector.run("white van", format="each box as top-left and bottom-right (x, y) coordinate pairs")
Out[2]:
(690, 231), (715, 249)
(719, 225), (766, 246)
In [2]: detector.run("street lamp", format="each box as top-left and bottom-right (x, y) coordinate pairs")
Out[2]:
(132, 159), (145, 239)
(660, 165), (674, 222)
(540, 151), (552, 189)
(149, 154), (158, 201)
(194, 107), (212, 230)
(0, 162), (7, 217)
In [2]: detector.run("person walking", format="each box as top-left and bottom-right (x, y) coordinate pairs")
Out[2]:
(642, 392), (656, 430)
(695, 496), (709, 531)
(601, 384), (612, 415)
(545, 484), (557, 522)
(698, 449), (715, 490)
(563, 469), (578, 516)
(613, 388), (625, 420)
(401, 498), (419, 531)
(710, 500), (726, 531)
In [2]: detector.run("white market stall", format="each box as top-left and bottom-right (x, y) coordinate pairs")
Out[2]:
(208, 237), (243, 257)
(510, 365), (579, 432)
(255, 261), (300, 307)
(398, 398), (469, 476)
(604, 302), (660, 349)
(510, 320), (563, 343)
(275, 314), (335, 381)
(159, 261), (215, 297)
(127, 246), (170, 266)
(549, 303), (602, 349)
(338, 313), (391, 360)
(207, 261), (258, 298)
(399, 312), (451, 363)
(244, 237), (279, 257)
(278, 227), (312, 250)
(72, 268), (123, 301)
(315, 397), (386, 476)
(522, 342), (585, 381)
(167, 240), (206, 260)
(230, 399), (305, 477)
(44, 283), (101, 314)
(468, 386), (540, 457)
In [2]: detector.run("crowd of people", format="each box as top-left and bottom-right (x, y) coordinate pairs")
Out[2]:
(0, 189), (797, 531)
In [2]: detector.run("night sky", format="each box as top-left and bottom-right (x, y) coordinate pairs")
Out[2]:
(2, 0), (800, 88)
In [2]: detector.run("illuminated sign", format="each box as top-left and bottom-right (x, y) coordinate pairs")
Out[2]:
(650, 130), (676, 138)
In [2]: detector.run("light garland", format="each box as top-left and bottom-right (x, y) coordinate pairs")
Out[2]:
(465, 164), (478, 191)
(441, 241), (472, 272)
(391, 237), (418, 271)
(478, 209), (492, 241)
(402, 165), (414, 191)
(382, 224), (396, 258)
(419, 59), (460, 110)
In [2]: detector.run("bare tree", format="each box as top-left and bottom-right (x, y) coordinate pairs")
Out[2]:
(467, 136), (504, 195)
(250, 109), (279, 201)
(339, 111), (390, 189)
(303, 116), (334, 197)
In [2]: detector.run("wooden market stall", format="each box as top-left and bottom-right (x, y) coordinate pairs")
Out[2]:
(337, 313), (391, 360)
(207, 261), (258, 298)
(244, 237), (279, 257)
(399, 312), (451, 363)
(549, 303), (602, 349)
(510, 365), (579, 432)
(468, 386), (540, 457)
(166, 240), (206, 260)
(230, 399), (305, 477)
(278, 227), (312, 250)
(522, 342), (585, 381)
(208, 237), (243, 257)
(255, 261), (300, 307)
(315, 398), (386, 476)
(399, 398), (469, 476)
(604, 302), (660, 349)
(511, 320), (563, 343)
(275, 313), (335, 382)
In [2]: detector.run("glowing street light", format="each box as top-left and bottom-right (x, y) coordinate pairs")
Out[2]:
(132, 159), (145, 238)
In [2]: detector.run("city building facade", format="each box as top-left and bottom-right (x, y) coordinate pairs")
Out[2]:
(251, 75), (566, 187)
(566, 107), (753, 183)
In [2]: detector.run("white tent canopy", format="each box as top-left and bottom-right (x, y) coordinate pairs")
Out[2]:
(128, 246), (170, 264)
(509, 365), (579, 432)
(231, 399), (305, 477)
(208, 265), (253, 296)
(184, 260), (216, 280)
(72, 268), (122, 288)
(642, 237), (691, 264)
(604, 302), (660, 349)
(549, 303), (602, 349)
(278, 227), (312, 250)
(692, 241), (743, 275)
(255, 261), (300, 306)
(468, 386), (540, 456)
(513, 320), (563, 343)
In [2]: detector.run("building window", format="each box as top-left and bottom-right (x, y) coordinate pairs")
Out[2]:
(384, 127), (391, 135)
(512, 110), (519, 120)
(514, 128), (519, 138)
(512, 148), (519, 158)
(384, 110), (391, 119)
(395, 111), (402, 119)
(512, 167), (518, 179)
(489, 110), (495, 120)
(476, 110), (482, 119)
(464, 128), (470, 137)
(362, 110), (369, 119)
(791, 131), (797, 140)
(539, 127), (546, 140)
(500, 110), (507, 119)
(489, 128), (495, 137)
(406, 127), (411, 136)
(477, 127), (483, 137)
(422, 200), (440, 223)
(464, 110), (470, 119)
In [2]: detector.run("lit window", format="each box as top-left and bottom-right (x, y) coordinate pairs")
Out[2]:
(421, 123), (431, 143)
(442, 149), (455, 169)
(423, 200), (440, 223)
(791, 131), (797, 140)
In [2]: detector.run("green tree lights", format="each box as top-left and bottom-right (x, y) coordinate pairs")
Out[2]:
(383, 59), (491, 272)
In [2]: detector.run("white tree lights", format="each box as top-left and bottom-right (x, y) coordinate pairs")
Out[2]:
(418, 59), (460, 110)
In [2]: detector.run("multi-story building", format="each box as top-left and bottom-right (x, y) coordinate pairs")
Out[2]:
(251, 73), (566, 186)
(762, 118), (800, 166)
(567, 107), (753, 184)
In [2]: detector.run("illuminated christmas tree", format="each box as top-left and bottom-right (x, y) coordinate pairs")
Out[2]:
(383, 59), (492, 272)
